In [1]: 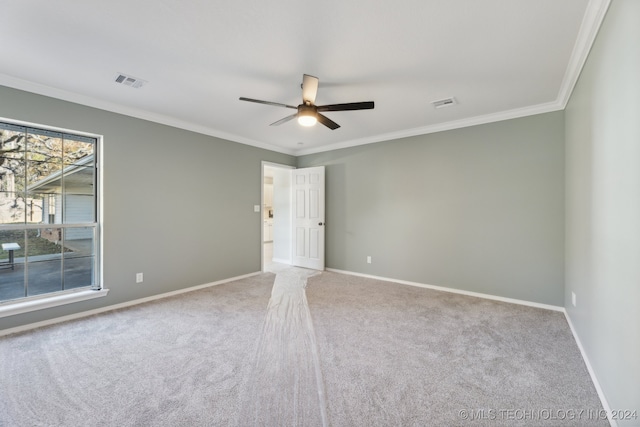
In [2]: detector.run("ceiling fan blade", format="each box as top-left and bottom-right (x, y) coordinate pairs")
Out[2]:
(316, 113), (340, 130)
(317, 101), (375, 112)
(270, 114), (298, 126)
(239, 97), (297, 109)
(301, 74), (319, 104)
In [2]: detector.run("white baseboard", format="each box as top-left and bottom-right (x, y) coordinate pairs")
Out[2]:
(564, 312), (616, 427)
(271, 258), (291, 265)
(0, 271), (261, 337)
(326, 268), (564, 312)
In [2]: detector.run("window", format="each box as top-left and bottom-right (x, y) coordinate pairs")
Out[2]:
(0, 121), (100, 306)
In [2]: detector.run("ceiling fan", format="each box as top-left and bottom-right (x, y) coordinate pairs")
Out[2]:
(239, 74), (374, 130)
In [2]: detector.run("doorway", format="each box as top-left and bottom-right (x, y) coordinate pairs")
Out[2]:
(262, 162), (294, 271)
(261, 162), (326, 272)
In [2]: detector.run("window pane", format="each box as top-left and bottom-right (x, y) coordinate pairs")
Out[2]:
(26, 192), (55, 225)
(63, 164), (95, 194)
(26, 131), (63, 198)
(1, 127), (27, 225)
(62, 163), (95, 224)
(0, 267), (25, 301)
(64, 164), (95, 191)
(63, 227), (96, 289)
(0, 158), (26, 191)
(63, 227), (95, 290)
(26, 159), (63, 189)
(24, 194), (44, 224)
(64, 137), (94, 166)
(0, 229), (25, 302)
(63, 193), (95, 224)
(26, 131), (62, 163)
(26, 227), (64, 297)
(0, 229), (25, 264)
(27, 227), (63, 258)
(26, 192), (59, 225)
(0, 191), (27, 224)
(63, 227), (95, 258)
(0, 127), (26, 162)
(64, 256), (95, 290)
(27, 259), (62, 296)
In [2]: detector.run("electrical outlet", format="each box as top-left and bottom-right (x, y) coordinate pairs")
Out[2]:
(571, 292), (576, 307)
(367, 256), (372, 264)
(136, 273), (144, 283)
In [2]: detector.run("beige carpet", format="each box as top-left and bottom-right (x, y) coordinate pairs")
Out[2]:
(306, 271), (607, 426)
(0, 269), (607, 426)
(239, 267), (326, 426)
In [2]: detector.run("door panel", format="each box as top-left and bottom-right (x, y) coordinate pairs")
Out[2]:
(309, 229), (319, 259)
(292, 166), (325, 270)
(296, 227), (305, 257)
(309, 189), (319, 218)
(296, 190), (305, 218)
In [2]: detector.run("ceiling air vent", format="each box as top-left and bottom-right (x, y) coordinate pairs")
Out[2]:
(114, 73), (147, 89)
(431, 97), (457, 109)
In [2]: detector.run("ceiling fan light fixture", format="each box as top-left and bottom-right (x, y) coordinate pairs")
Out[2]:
(297, 105), (317, 126)
(298, 113), (317, 127)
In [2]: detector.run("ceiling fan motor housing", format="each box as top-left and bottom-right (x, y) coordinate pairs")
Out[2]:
(298, 103), (317, 116)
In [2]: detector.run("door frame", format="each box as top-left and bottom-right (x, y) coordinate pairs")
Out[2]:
(261, 161), (295, 272)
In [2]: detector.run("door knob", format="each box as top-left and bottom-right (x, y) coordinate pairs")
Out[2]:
(318, 222), (325, 226)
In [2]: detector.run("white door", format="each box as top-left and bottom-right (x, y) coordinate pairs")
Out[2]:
(292, 166), (325, 270)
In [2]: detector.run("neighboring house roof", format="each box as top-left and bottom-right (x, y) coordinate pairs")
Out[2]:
(26, 155), (94, 193)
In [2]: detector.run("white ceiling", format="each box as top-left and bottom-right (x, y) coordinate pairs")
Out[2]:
(0, 0), (609, 156)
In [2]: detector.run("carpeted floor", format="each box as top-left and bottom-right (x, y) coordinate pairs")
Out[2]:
(0, 269), (607, 426)
(306, 272), (607, 426)
(238, 267), (326, 426)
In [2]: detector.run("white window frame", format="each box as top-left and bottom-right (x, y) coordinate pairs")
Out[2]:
(0, 117), (106, 319)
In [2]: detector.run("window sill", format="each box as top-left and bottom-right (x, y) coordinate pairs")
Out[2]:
(0, 289), (109, 318)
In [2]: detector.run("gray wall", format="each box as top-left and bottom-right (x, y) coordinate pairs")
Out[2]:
(0, 85), (295, 331)
(565, 0), (640, 421)
(299, 112), (565, 306)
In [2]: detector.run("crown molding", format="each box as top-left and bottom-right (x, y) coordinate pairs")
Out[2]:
(294, 100), (564, 156)
(0, 73), (296, 156)
(556, 0), (612, 108)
